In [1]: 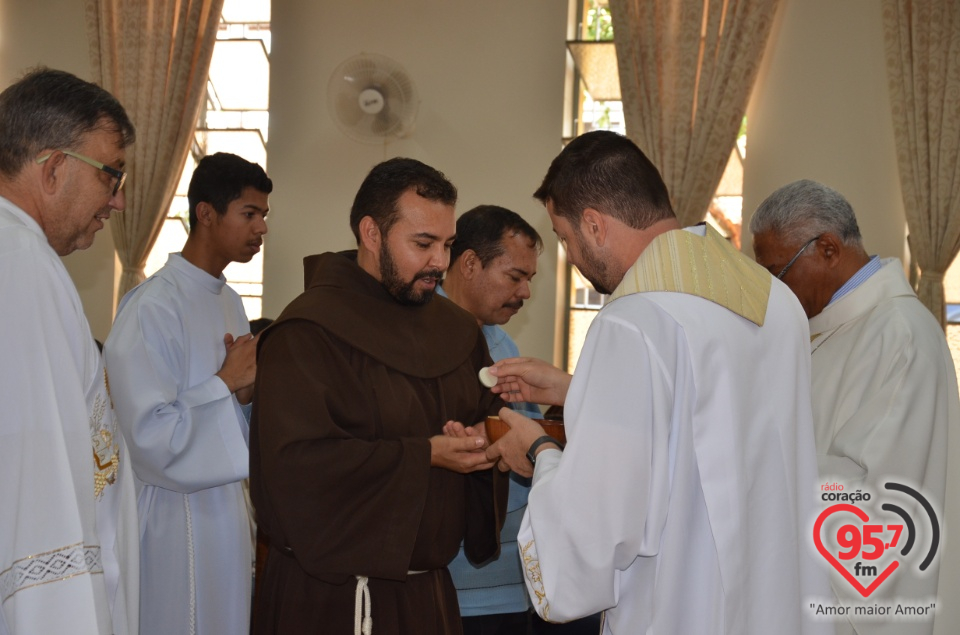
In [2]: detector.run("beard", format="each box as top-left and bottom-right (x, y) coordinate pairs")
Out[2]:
(573, 229), (613, 295)
(379, 242), (442, 306)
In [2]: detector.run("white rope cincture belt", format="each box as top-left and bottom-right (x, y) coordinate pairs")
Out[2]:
(353, 570), (428, 635)
(354, 576), (372, 635)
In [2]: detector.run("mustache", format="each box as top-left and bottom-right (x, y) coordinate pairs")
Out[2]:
(503, 300), (524, 310)
(414, 269), (443, 282)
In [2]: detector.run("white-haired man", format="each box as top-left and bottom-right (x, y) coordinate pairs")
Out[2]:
(751, 179), (959, 634)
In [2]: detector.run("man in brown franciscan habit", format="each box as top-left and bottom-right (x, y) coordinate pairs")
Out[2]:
(250, 157), (508, 635)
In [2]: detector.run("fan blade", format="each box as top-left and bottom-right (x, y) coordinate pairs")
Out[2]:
(372, 107), (400, 136)
(335, 91), (366, 127)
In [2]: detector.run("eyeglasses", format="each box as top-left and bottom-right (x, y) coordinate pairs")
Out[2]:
(776, 235), (821, 280)
(37, 149), (126, 196)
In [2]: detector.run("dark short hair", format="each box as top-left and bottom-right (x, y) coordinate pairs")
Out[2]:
(0, 67), (135, 178)
(451, 205), (543, 266)
(187, 152), (273, 230)
(534, 130), (674, 230)
(349, 157), (457, 242)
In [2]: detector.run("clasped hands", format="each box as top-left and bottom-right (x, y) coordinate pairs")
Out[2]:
(216, 332), (260, 404)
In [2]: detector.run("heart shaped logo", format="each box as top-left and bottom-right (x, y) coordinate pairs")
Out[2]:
(813, 503), (900, 598)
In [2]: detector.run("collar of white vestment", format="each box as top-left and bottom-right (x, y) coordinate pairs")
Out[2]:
(809, 257), (915, 342)
(609, 224), (772, 327)
(167, 252), (227, 293)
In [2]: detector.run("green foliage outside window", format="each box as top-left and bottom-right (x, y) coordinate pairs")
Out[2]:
(585, 1), (613, 41)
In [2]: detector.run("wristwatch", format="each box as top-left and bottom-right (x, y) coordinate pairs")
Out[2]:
(526, 435), (564, 467)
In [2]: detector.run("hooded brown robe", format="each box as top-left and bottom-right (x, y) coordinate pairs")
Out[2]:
(250, 251), (507, 635)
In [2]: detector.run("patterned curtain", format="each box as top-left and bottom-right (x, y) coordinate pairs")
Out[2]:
(882, 0), (960, 329)
(86, 0), (224, 299)
(609, 0), (780, 227)
(884, 7), (960, 635)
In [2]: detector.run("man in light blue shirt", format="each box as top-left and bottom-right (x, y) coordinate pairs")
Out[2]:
(440, 205), (543, 635)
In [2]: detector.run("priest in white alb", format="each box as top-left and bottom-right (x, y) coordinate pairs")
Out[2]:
(0, 69), (139, 635)
(751, 180), (959, 635)
(481, 131), (833, 635)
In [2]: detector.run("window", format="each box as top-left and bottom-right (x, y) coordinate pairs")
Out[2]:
(942, 255), (960, 381)
(143, 0), (271, 319)
(561, 0), (745, 371)
(561, 0), (619, 372)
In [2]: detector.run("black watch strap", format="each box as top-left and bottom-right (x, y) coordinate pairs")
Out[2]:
(526, 435), (564, 467)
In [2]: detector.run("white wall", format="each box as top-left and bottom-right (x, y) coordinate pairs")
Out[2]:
(742, 0), (906, 261)
(264, 0), (568, 362)
(0, 0), (119, 342)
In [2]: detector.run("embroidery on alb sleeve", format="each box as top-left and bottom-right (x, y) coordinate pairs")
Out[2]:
(91, 369), (119, 499)
(0, 543), (103, 603)
(521, 539), (551, 621)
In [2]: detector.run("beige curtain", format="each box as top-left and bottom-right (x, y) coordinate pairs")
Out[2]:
(609, 0), (780, 227)
(883, 0), (960, 329)
(86, 0), (224, 298)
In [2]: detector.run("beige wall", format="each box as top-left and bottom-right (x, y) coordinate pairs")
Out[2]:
(742, 0), (906, 261)
(264, 0), (568, 362)
(1, 0), (913, 360)
(0, 0), (119, 342)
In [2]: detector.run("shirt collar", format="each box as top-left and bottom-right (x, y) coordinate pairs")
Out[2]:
(828, 255), (882, 306)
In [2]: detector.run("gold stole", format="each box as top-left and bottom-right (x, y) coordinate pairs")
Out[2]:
(609, 225), (772, 326)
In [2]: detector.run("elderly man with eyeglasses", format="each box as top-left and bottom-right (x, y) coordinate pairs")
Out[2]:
(751, 179), (959, 635)
(0, 67), (139, 635)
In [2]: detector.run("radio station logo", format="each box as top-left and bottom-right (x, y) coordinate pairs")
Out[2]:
(813, 481), (939, 600)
